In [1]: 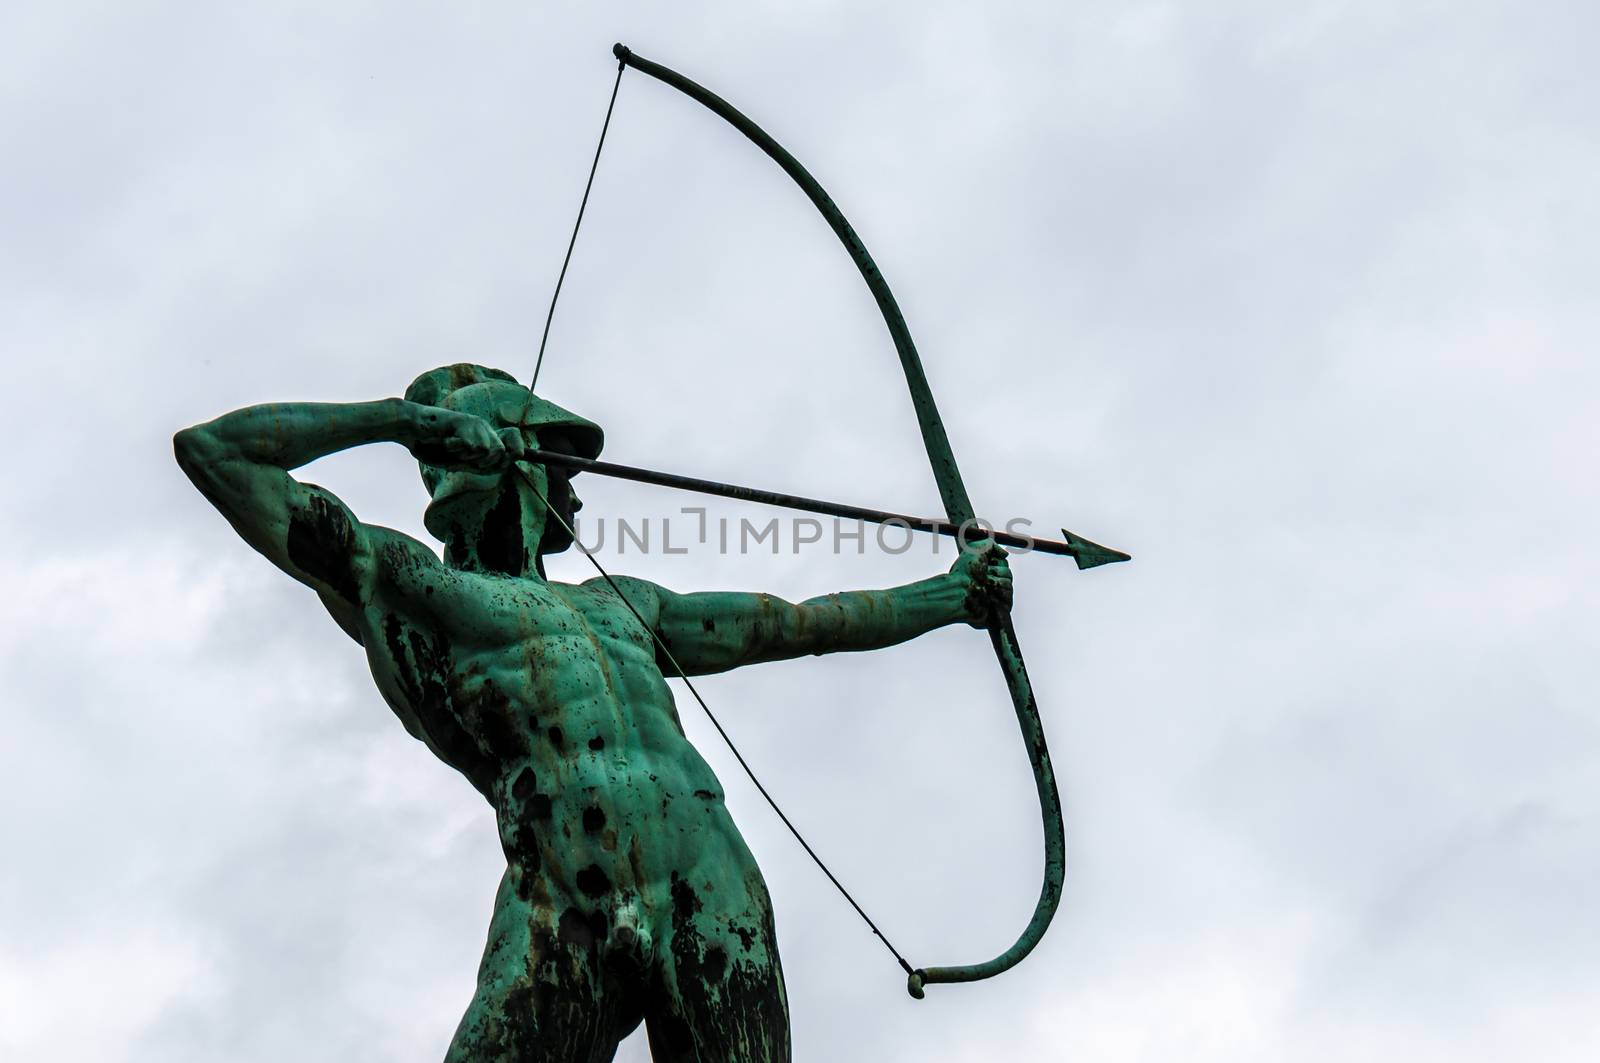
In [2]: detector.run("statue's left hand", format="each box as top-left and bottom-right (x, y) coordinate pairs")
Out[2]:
(950, 545), (1013, 628)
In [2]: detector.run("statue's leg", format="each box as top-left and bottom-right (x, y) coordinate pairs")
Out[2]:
(644, 870), (791, 1063)
(445, 869), (644, 1062)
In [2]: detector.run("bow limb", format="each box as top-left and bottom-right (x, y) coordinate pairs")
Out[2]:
(613, 43), (1066, 999)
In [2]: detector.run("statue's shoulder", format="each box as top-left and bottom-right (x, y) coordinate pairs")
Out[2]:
(569, 574), (663, 624)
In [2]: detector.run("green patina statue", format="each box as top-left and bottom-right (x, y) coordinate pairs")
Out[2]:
(174, 362), (1011, 1061)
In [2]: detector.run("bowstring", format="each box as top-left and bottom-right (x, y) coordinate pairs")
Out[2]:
(530, 59), (625, 395)
(520, 63), (914, 976)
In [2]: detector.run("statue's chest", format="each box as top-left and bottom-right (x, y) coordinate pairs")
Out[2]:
(456, 580), (655, 666)
(366, 580), (658, 750)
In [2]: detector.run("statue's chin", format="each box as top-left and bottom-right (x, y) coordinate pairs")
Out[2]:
(538, 524), (575, 557)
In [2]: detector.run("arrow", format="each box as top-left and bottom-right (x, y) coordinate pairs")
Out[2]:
(517, 447), (1130, 568)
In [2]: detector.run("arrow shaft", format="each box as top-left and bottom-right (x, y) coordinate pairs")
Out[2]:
(527, 448), (1074, 558)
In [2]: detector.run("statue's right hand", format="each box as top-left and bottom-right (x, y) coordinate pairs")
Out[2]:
(407, 408), (510, 473)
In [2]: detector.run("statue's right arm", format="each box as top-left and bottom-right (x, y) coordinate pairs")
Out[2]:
(172, 399), (467, 617)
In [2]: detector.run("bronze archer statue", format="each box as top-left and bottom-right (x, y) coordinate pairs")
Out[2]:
(175, 362), (1011, 1061)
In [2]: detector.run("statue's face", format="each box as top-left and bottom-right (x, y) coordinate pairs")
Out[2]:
(421, 381), (584, 561)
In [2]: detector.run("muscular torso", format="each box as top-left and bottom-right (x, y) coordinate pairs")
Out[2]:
(353, 533), (755, 946)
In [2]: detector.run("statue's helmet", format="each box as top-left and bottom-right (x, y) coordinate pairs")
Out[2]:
(403, 363), (604, 498)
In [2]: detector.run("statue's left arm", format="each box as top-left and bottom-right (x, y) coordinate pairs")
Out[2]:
(622, 548), (1010, 676)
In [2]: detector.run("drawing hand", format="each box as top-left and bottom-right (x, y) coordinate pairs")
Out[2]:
(408, 408), (510, 473)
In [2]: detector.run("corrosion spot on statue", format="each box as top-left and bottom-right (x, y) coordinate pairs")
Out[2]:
(287, 490), (359, 602)
(558, 906), (596, 949)
(670, 875), (701, 920)
(477, 706), (523, 759)
(513, 842), (541, 881)
(576, 864), (611, 898)
(477, 481), (526, 575)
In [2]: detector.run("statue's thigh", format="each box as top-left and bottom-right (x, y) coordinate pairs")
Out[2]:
(644, 874), (791, 1063)
(445, 943), (642, 1063)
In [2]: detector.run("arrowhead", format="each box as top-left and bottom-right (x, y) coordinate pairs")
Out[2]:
(1061, 529), (1132, 570)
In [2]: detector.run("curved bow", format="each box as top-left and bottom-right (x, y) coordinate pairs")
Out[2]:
(613, 43), (1065, 999)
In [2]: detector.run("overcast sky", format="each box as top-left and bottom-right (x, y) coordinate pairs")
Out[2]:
(3, 2), (1597, 1061)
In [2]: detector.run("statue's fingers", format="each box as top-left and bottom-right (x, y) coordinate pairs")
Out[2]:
(498, 427), (526, 459)
(478, 444), (508, 471)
